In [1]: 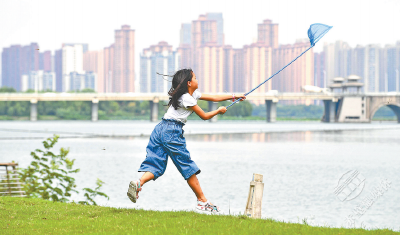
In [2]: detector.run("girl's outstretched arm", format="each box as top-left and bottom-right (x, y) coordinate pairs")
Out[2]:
(190, 105), (226, 120)
(200, 93), (246, 102)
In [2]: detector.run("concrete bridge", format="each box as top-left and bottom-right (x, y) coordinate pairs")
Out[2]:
(0, 92), (399, 123)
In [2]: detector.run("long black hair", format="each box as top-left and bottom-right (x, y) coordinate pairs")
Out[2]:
(163, 68), (193, 110)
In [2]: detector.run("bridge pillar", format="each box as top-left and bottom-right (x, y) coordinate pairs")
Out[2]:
(322, 100), (338, 123)
(208, 101), (218, 122)
(91, 99), (99, 122)
(30, 99), (37, 121)
(265, 99), (278, 122)
(150, 97), (159, 122)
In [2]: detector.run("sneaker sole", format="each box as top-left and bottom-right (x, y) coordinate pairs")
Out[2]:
(195, 207), (222, 215)
(127, 181), (137, 203)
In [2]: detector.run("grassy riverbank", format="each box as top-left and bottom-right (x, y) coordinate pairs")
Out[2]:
(0, 197), (397, 234)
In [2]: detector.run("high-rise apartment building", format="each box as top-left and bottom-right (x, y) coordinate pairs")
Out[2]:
(1, 43), (39, 91)
(39, 51), (52, 72)
(21, 70), (55, 92)
(64, 71), (97, 91)
(232, 48), (245, 93)
(318, 41), (400, 93)
(222, 45), (235, 92)
(205, 13), (224, 46)
(323, 41), (351, 87)
(176, 44), (192, 69)
(180, 23), (192, 46)
(113, 25), (135, 92)
(196, 44), (225, 93)
(364, 44), (381, 92)
(242, 42), (273, 94)
(272, 42), (314, 104)
(54, 49), (62, 92)
(192, 15), (218, 49)
(61, 44), (84, 92)
(257, 19), (278, 48)
(314, 52), (325, 88)
(2, 45), (21, 90)
(83, 50), (104, 92)
(190, 14), (222, 93)
(140, 41), (178, 93)
(103, 44), (114, 93)
(383, 43), (400, 92)
(54, 43), (87, 92)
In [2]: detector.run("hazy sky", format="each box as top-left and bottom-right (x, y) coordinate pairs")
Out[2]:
(1, 0), (400, 73)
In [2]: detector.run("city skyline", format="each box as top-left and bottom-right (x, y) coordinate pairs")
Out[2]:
(2, 20), (399, 95)
(1, 0), (400, 80)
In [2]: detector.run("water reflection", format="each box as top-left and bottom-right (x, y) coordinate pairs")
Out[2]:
(185, 129), (400, 144)
(186, 131), (314, 142)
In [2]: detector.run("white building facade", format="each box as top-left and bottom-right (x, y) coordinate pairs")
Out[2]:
(62, 44), (84, 92)
(64, 71), (97, 91)
(21, 70), (56, 92)
(140, 43), (179, 93)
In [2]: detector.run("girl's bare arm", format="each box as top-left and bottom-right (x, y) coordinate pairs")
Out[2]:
(190, 105), (227, 120)
(199, 94), (246, 102)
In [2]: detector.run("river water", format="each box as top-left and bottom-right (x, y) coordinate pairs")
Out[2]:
(0, 120), (399, 231)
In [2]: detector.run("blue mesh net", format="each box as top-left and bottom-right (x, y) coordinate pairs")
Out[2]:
(308, 23), (333, 46)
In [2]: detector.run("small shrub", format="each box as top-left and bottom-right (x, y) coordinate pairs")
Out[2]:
(19, 135), (109, 205)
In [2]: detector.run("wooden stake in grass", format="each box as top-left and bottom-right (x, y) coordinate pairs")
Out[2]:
(245, 173), (264, 219)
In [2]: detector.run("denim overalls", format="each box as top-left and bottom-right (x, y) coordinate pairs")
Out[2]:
(138, 118), (201, 180)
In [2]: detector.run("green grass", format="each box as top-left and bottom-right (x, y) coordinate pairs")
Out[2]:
(0, 197), (397, 234)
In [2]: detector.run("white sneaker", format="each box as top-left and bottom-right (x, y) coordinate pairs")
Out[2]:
(127, 180), (141, 203)
(196, 200), (222, 214)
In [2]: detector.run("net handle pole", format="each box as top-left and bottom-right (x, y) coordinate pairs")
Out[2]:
(226, 45), (314, 109)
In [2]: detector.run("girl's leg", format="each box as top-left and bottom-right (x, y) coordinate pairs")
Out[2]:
(140, 172), (155, 186)
(187, 174), (207, 202)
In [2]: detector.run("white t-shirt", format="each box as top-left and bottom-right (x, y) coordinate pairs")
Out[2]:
(163, 89), (202, 124)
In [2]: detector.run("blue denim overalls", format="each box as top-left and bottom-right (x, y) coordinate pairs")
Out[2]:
(138, 118), (200, 180)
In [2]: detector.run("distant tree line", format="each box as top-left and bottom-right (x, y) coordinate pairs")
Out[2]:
(0, 86), (396, 120)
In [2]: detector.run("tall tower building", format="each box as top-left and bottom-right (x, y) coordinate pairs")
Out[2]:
(334, 41), (351, 78)
(190, 14), (220, 93)
(83, 50), (105, 92)
(39, 51), (52, 72)
(140, 41), (178, 93)
(242, 42), (273, 94)
(196, 44), (224, 93)
(223, 45), (235, 92)
(113, 25), (135, 92)
(232, 48), (245, 93)
(2, 45), (22, 90)
(180, 23), (192, 46)
(177, 44), (192, 69)
(273, 42), (314, 104)
(1, 43), (39, 91)
(103, 44), (114, 93)
(314, 51), (325, 88)
(323, 42), (336, 87)
(20, 43), (40, 76)
(257, 19), (278, 48)
(62, 44), (84, 91)
(383, 44), (400, 92)
(54, 49), (63, 92)
(206, 13), (224, 46)
(178, 23), (193, 69)
(191, 15), (218, 49)
(364, 44), (381, 92)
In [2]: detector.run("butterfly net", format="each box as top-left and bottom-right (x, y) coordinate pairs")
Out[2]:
(308, 23), (333, 46)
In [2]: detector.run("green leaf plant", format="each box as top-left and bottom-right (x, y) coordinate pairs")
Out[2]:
(18, 135), (109, 205)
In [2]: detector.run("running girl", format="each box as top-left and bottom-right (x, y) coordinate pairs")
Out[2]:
(127, 68), (246, 214)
